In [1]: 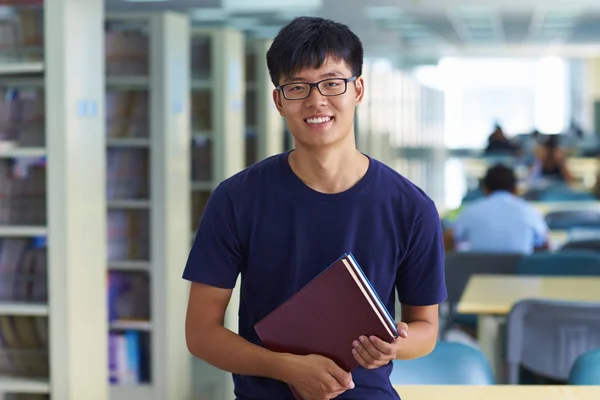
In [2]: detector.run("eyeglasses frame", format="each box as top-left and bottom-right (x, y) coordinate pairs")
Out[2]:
(276, 76), (358, 100)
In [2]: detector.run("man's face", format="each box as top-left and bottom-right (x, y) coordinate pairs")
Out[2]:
(273, 57), (364, 150)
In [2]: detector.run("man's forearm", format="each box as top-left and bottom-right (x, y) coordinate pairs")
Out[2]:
(189, 324), (293, 382)
(395, 320), (438, 360)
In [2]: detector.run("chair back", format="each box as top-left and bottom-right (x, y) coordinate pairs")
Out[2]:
(561, 239), (600, 252)
(506, 299), (600, 383)
(516, 250), (600, 276)
(390, 341), (495, 385)
(545, 210), (600, 230)
(568, 348), (600, 385)
(442, 252), (522, 334)
(538, 190), (596, 202)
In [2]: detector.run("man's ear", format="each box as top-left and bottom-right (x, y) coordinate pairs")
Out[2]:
(354, 76), (365, 106)
(273, 89), (285, 117)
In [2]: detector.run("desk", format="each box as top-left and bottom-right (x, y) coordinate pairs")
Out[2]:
(532, 201), (600, 216)
(458, 275), (600, 315)
(549, 230), (568, 249)
(458, 275), (600, 381)
(393, 385), (600, 400)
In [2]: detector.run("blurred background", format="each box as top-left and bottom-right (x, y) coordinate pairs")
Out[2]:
(2, 0), (600, 399)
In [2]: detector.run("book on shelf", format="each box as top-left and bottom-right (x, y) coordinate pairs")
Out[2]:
(254, 253), (398, 399)
(107, 271), (151, 385)
(190, 34), (211, 79)
(105, 27), (149, 77)
(107, 210), (150, 262)
(106, 147), (149, 201)
(108, 330), (151, 385)
(107, 271), (149, 323)
(0, 88), (45, 148)
(0, 7), (44, 63)
(0, 237), (48, 383)
(0, 158), (46, 226)
(6, 394), (49, 400)
(106, 90), (149, 139)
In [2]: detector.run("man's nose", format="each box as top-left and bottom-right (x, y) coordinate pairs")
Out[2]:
(305, 85), (327, 107)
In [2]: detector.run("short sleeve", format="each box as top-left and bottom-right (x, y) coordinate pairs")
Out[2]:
(530, 207), (549, 247)
(396, 200), (447, 306)
(182, 183), (243, 289)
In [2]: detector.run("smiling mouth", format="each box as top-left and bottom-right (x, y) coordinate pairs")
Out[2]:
(304, 116), (334, 125)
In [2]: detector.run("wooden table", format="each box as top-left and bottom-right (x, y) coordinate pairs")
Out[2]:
(532, 201), (600, 216)
(457, 275), (600, 381)
(393, 385), (600, 400)
(548, 230), (568, 249)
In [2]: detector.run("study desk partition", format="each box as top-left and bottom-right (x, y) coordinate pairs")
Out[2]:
(457, 275), (600, 382)
(393, 385), (600, 400)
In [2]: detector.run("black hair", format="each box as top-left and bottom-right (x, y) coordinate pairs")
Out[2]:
(266, 16), (364, 87)
(544, 134), (559, 149)
(483, 164), (517, 193)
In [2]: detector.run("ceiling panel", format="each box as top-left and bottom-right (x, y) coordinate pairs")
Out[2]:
(413, 13), (463, 46)
(98, 0), (600, 62)
(501, 12), (534, 43)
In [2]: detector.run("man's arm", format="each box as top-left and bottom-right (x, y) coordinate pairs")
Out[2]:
(185, 282), (354, 399)
(185, 282), (289, 379)
(395, 304), (438, 360)
(352, 199), (446, 369)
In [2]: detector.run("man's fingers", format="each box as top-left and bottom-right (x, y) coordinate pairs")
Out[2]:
(396, 322), (409, 338)
(352, 347), (372, 369)
(326, 361), (354, 389)
(369, 336), (396, 355)
(358, 336), (385, 361)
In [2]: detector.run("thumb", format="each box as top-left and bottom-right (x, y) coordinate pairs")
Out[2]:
(327, 362), (354, 389)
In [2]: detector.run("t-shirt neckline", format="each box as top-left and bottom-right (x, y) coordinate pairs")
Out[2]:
(280, 149), (378, 202)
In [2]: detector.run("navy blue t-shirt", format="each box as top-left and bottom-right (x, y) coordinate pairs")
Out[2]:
(183, 151), (447, 400)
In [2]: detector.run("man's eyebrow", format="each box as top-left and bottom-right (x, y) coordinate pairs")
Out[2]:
(283, 70), (346, 83)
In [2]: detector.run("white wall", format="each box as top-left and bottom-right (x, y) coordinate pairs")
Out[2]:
(436, 57), (569, 149)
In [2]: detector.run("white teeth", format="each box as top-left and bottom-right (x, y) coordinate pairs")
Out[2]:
(306, 116), (331, 124)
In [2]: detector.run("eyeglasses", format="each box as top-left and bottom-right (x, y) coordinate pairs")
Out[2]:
(276, 76), (357, 100)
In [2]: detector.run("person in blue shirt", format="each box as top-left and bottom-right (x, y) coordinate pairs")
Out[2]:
(183, 16), (447, 400)
(445, 164), (549, 254)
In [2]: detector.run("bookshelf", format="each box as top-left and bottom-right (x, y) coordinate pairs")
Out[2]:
(0, 1), (108, 399)
(244, 41), (258, 167)
(246, 39), (284, 163)
(189, 26), (245, 400)
(190, 27), (245, 239)
(105, 11), (191, 400)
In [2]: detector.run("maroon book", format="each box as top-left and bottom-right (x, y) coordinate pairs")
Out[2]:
(254, 253), (398, 398)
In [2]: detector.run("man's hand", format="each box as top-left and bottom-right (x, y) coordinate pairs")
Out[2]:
(283, 354), (354, 400)
(352, 322), (409, 369)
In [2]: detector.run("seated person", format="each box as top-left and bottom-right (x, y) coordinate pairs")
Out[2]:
(529, 134), (574, 185)
(444, 164), (549, 254)
(484, 124), (521, 155)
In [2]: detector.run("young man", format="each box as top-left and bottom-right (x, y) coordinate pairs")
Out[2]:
(183, 16), (446, 400)
(445, 164), (549, 254)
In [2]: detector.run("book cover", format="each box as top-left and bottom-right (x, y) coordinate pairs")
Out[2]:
(254, 253), (398, 398)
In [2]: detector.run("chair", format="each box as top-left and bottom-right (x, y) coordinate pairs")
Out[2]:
(538, 190), (596, 202)
(506, 299), (600, 384)
(561, 239), (600, 252)
(545, 210), (600, 231)
(515, 250), (600, 276)
(569, 348), (600, 385)
(441, 252), (522, 336)
(390, 341), (495, 385)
